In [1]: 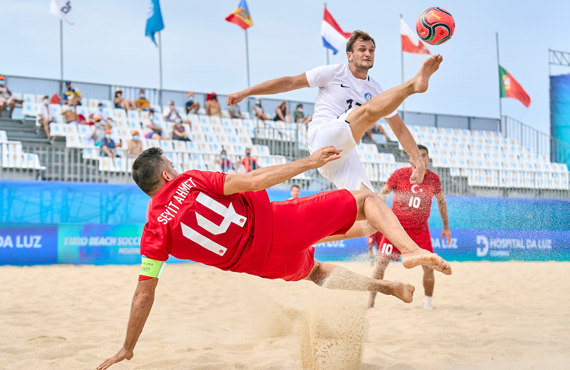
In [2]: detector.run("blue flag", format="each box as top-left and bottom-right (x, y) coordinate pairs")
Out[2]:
(145, 0), (164, 46)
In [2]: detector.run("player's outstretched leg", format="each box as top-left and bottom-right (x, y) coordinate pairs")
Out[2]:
(347, 54), (443, 143)
(305, 260), (415, 304)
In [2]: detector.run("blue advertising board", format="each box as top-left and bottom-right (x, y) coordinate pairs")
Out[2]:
(0, 224), (58, 265)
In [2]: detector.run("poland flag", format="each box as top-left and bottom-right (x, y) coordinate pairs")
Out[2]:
(321, 7), (351, 55)
(401, 18), (430, 55)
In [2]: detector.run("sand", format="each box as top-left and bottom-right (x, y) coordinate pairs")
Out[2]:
(1, 261), (569, 370)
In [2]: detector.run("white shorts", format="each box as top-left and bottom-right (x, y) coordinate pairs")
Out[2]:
(308, 109), (374, 191)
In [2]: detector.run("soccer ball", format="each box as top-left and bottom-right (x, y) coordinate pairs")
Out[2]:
(416, 7), (455, 45)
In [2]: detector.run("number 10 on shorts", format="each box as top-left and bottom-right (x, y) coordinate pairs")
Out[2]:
(408, 196), (421, 209)
(381, 242), (393, 256)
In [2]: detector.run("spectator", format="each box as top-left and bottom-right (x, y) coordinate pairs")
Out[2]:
(171, 118), (190, 141)
(143, 112), (166, 140)
(240, 147), (258, 173)
(100, 128), (118, 158)
(205, 92), (222, 117)
(114, 89), (136, 110)
(290, 184), (301, 199)
(294, 103), (312, 125)
(37, 95), (54, 140)
(252, 97), (269, 120)
(367, 123), (393, 144)
(216, 149), (235, 173)
(127, 130), (143, 158)
(136, 89), (151, 111)
(185, 92), (200, 114)
(164, 100), (191, 125)
(90, 102), (113, 125)
(92, 116), (111, 145)
(229, 103), (242, 119)
(62, 106), (81, 124)
(0, 75), (22, 118)
(62, 81), (82, 106)
(273, 101), (292, 122)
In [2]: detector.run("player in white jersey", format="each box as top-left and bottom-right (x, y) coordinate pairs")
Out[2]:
(227, 30), (427, 191)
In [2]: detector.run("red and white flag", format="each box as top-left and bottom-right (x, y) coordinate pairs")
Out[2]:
(400, 18), (429, 55)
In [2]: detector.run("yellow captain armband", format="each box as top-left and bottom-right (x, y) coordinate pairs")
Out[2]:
(140, 256), (166, 279)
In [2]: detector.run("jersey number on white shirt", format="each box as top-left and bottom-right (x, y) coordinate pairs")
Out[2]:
(181, 193), (247, 256)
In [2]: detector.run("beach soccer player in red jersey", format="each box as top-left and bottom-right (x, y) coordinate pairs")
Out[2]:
(98, 55), (451, 370)
(367, 144), (451, 310)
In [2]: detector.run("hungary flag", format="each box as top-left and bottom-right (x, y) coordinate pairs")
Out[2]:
(499, 65), (531, 107)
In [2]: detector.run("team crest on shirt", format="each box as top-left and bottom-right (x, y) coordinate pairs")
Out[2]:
(364, 92), (372, 101)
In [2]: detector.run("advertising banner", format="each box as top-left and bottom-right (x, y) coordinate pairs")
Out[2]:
(0, 224), (58, 265)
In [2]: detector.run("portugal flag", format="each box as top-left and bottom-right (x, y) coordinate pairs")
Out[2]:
(225, 0), (253, 30)
(499, 65), (531, 107)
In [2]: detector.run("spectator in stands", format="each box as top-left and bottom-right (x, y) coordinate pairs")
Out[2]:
(37, 95), (54, 140)
(185, 92), (200, 114)
(100, 128), (119, 158)
(136, 89), (151, 111)
(240, 147), (258, 173)
(273, 101), (292, 122)
(367, 123), (393, 144)
(114, 89), (136, 110)
(205, 92), (222, 117)
(172, 118), (190, 141)
(127, 130), (143, 158)
(164, 100), (191, 126)
(229, 103), (242, 119)
(143, 112), (166, 140)
(290, 184), (301, 199)
(294, 103), (312, 125)
(252, 97), (269, 120)
(62, 106), (81, 124)
(92, 116), (111, 145)
(90, 102), (113, 125)
(0, 75), (22, 119)
(62, 81), (82, 106)
(216, 149), (235, 173)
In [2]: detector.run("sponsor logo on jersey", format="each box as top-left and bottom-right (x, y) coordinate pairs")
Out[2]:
(364, 92), (372, 101)
(340, 84), (350, 88)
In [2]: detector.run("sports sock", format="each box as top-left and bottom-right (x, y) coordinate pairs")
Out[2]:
(424, 295), (433, 310)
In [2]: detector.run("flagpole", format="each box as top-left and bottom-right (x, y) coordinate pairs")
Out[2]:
(400, 14), (405, 116)
(496, 32), (502, 128)
(59, 19), (64, 98)
(158, 31), (163, 107)
(245, 29), (251, 88)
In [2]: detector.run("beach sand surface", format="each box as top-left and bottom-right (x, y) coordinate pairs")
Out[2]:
(1, 261), (569, 370)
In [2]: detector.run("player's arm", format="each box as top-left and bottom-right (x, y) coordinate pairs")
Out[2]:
(435, 192), (451, 246)
(226, 73), (309, 106)
(223, 146), (341, 195)
(384, 114), (426, 184)
(97, 278), (158, 370)
(378, 184), (392, 202)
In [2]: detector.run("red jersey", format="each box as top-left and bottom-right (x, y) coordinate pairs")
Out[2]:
(386, 167), (442, 229)
(140, 170), (273, 280)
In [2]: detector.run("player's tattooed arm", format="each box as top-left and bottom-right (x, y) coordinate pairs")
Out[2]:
(97, 278), (158, 370)
(384, 114), (426, 184)
(226, 73), (310, 106)
(435, 192), (451, 245)
(224, 146), (342, 195)
(378, 184), (392, 201)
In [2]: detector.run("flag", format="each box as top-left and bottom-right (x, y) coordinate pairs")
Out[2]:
(145, 0), (165, 46)
(50, 0), (74, 25)
(225, 0), (253, 30)
(321, 7), (351, 55)
(400, 18), (429, 54)
(499, 65), (531, 107)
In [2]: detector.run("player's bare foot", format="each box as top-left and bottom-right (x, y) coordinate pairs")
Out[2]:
(401, 248), (452, 275)
(389, 281), (415, 303)
(412, 54), (443, 93)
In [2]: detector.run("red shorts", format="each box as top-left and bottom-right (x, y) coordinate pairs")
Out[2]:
(258, 189), (357, 282)
(377, 227), (433, 261)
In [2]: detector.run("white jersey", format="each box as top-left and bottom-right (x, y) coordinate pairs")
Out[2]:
(305, 64), (397, 133)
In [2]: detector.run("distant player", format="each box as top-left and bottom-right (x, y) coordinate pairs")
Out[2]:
(98, 63), (451, 369)
(227, 31), (427, 191)
(289, 184), (301, 199)
(367, 145), (451, 310)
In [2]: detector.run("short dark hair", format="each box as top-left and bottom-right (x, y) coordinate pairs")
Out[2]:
(291, 185), (300, 190)
(346, 30), (375, 53)
(132, 147), (167, 195)
(418, 144), (429, 155)
(296, 103), (303, 108)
